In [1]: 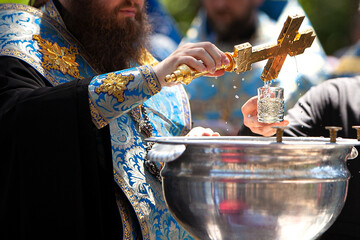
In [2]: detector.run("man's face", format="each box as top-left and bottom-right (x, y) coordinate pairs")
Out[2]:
(202, 0), (263, 28)
(61, 0), (151, 73)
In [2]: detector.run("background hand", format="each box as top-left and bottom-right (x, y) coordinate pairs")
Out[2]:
(186, 126), (220, 137)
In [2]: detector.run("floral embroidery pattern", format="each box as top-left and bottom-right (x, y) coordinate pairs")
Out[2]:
(33, 34), (83, 79)
(88, 98), (108, 129)
(95, 72), (134, 102)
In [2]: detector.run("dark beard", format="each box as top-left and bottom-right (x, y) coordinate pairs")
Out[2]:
(62, 0), (152, 73)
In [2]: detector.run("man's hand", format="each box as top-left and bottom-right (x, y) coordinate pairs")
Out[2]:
(242, 96), (289, 136)
(186, 126), (220, 137)
(153, 42), (230, 87)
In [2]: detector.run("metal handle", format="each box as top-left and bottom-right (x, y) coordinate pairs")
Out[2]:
(164, 53), (235, 85)
(146, 143), (186, 163)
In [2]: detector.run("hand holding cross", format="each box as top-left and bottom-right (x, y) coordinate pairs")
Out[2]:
(165, 14), (316, 84)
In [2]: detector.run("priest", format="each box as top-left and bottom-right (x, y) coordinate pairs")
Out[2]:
(0, 0), (229, 239)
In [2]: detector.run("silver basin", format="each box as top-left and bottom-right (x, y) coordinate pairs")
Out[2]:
(146, 136), (360, 240)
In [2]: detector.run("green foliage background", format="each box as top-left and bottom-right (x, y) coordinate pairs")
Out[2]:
(160, 0), (360, 55)
(1, 0), (358, 55)
(0, 0), (28, 4)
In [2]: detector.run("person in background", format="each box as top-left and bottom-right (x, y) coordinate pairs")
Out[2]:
(239, 75), (360, 239)
(146, 0), (182, 60)
(327, 0), (360, 77)
(0, 0), (228, 239)
(181, 0), (329, 135)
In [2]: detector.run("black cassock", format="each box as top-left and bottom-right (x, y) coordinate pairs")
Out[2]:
(0, 57), (123, 239)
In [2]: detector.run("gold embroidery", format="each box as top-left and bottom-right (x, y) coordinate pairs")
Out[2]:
(33, 34), (83, 79)
(88, 98), (108, 129)
(95, 72), (134, 102)
(139, 48), (158, 66)
(138, 65), (161, 95)
(115, 190), (139, 240)
(113, 170), (150, 240)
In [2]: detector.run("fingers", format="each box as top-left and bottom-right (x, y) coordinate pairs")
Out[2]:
(196, 42), (226, 72)
(206, 69), (225, 77)
(154, 42), (229, 87)
(173, 42), (229, 74)
(186, 127), (220, 137)
(250, 122), (288, 137)
(241, 96), (258, 120)
(245, 115), (290, 137)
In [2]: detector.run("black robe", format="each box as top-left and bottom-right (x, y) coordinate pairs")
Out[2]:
(239, 76), (360, 240)
(0, 56), (122, 239)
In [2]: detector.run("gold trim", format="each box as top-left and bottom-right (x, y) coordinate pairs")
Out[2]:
(0, 48), (62, 86)
(0, 3), (99, 76)
(139, 48), (158, 66)
(94, 72), (134, 102)
(88, 98), (108, 129)
(0, 3), (39, 15)
(33, 34), (83, 79)
(114, 170), (150, 240)
(42, 0), (66, 27)
(138, 65), (161, 95)
(115, 190), (141, 240)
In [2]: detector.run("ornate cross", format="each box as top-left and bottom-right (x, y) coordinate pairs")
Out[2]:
(165, 14), (316, 84)
(234, 14), (316, 81)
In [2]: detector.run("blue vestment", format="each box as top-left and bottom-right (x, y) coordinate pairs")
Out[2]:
(0, 1), (193, 239)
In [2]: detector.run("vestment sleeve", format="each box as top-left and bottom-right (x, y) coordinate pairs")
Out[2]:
(88, 65), (161, 128)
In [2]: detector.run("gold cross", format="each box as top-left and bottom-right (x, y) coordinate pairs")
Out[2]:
(233, 14), (316, 81)
(165, 14), (316, 84)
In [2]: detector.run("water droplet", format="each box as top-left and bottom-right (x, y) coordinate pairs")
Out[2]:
(211, 84), (215, 87)
(235, 95), (239, 99)
(294, 56), (299, 73)
(233, 85), (237, 89)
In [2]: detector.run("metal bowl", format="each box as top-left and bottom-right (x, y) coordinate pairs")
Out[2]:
(146, 136), (360, 240)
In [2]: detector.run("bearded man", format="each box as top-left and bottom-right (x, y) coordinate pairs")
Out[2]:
(0, 0), (229, 239)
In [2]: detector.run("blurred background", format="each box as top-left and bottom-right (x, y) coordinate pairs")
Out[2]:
(0, 0), (359, 56)
(0, 0), (28, 4)
(159, 0), (360, 56)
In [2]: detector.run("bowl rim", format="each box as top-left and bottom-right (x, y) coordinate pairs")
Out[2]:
(146, 136), (360, 147)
